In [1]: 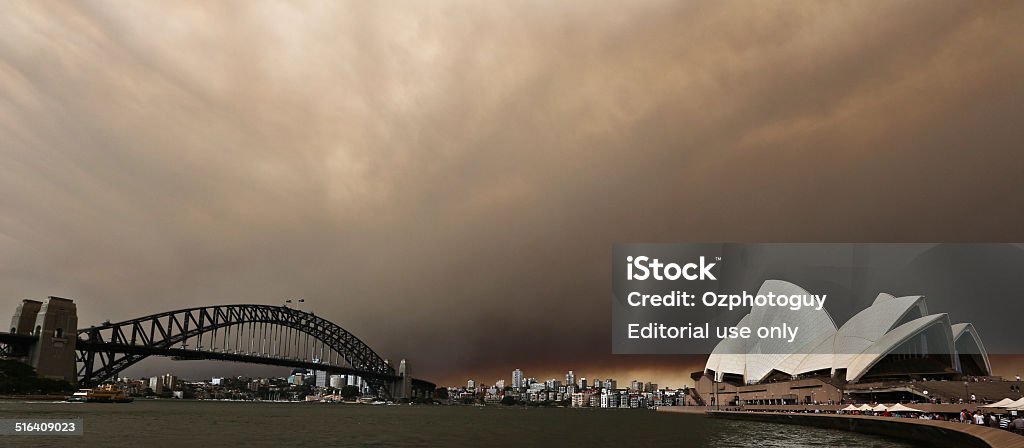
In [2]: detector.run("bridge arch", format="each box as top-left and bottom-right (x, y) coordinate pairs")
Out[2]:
(76, 304), (396, 389)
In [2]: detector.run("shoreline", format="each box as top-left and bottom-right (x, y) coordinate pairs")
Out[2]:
(0, 394), (68, 401)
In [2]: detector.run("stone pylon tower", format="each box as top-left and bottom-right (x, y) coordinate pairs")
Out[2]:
(9, 297), (78, 384)
(9, 299), (42, 335)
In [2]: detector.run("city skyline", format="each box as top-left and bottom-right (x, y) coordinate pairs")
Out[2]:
(116, 354), (710, 390)
(117, 355), (1024, 391)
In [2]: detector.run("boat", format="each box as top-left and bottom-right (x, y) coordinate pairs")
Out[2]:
(66, 384), (134, 403)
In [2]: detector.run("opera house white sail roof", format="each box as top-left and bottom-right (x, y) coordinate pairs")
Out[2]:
(704, 280), (990, 384)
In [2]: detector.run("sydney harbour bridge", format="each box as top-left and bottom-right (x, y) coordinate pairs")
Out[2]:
(0, 297), (435, 399)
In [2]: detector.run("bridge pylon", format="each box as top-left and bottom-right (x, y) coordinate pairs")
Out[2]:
(8, 297), (78, 384)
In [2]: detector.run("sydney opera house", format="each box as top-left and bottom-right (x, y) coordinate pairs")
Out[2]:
(693, 280), (992, 406)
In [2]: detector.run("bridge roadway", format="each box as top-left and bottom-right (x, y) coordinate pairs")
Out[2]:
(0, 333), (34, 344)
(76, 340), (435, 390)
(1, 331), (436, 392)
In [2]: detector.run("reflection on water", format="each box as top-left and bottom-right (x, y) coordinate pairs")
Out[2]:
(0, 401), (925, 448)
(708, 420), (916, 448)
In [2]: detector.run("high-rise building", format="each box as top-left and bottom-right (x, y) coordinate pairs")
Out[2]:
(565, 370), (575, 388)
(311, 357), (326, 388)
(603, 379), (617, 390)
(495, 379), (505, 389)
(512, 369), (524, 390)
(329, 375), (345, 389)
(149, 373), (178, 393)
(580, 378), (587, 389)
(467, 379), (475, 389)
(163, 373), (177, 391)
(149, 376), (163, 393)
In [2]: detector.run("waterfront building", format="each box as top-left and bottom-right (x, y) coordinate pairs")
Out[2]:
(607, 391), (620, 408)
(149, 376), (163, 393)
(697, 280), (993, 406)
(163, 373), (177, 390)
(618, 391), (630, 408)
(629, 394), (644, 408)
(149, 373), (178, 393)
(329, 374), (345, 389)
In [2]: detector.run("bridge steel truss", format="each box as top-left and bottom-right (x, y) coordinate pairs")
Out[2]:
(76, 305), (398, 391)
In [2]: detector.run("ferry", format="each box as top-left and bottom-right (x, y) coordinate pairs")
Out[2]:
(67, 384), (134, 403)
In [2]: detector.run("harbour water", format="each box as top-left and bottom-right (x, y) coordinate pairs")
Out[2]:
(0, 400), (926, 447)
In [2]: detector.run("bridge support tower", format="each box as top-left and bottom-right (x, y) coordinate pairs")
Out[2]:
(8, 297), (77, 384)
(392, 358), (412, 400)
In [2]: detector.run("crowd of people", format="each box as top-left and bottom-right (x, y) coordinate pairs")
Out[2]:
(952, 408), (1024, 434)
(820, 405), (1024, 435)
(737, 400), (1024, 436)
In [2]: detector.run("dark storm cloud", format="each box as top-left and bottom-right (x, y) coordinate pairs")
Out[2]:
(2, 1), (1023, 386)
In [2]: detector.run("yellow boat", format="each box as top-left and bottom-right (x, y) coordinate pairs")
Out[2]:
(67, 384), (134, 403)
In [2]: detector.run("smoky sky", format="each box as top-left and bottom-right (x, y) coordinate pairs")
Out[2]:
(2, 1), (1024, 387)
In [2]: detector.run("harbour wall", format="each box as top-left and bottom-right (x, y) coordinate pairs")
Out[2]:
(657, 409), (1024, 448)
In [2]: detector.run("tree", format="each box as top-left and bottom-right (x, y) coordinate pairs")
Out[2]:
(295, 384), (313, 400)
(500, 396), (518, 406)
(0, 360), (74, 395)
(340, 385), (359, 400)
(433, 387), (449, 400)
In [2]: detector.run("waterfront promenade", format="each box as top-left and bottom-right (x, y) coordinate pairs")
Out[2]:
(658, 407), (1024, 448)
